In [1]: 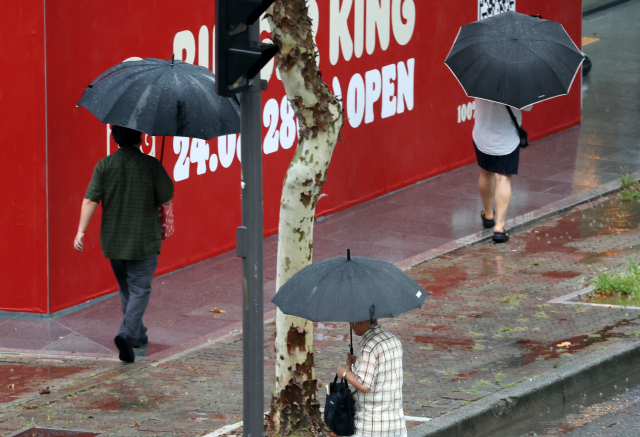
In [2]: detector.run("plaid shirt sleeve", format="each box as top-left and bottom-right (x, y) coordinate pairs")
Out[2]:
(354, 345), (377, 389)
(153, 160), (174, 205)
(85, 160), (104, 203)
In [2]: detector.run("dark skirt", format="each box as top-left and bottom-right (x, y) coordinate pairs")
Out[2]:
(474, 142), (520, 175)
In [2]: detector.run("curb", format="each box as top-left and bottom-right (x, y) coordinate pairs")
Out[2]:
(396, 170), (640, 271)
(408, 340), (640, 437)
(583, 0), (634, 16)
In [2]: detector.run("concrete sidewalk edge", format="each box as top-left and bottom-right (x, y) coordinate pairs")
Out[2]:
(408, 340), (640, 437)
(397, 171), (640, 271)
(583, 0), (634, 16)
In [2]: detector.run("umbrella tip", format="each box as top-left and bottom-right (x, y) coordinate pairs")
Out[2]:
(171, 54), (175, 66)
(347, 249), (351, 260)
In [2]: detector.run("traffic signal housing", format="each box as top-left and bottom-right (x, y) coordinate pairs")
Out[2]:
(215, 0), (280, 97)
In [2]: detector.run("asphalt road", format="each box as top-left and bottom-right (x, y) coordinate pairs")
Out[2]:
(487, 376), (640, 437)
(562, 391), (640, 437)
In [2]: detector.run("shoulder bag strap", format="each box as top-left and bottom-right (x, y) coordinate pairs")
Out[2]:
(505, 106), (521, 130)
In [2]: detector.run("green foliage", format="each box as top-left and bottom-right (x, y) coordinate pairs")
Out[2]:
(619, 189), (640, 202)
(21, 417), (37, 427)
(591, 257), (640, 301)
(502, 293), (525, 303)
(619, 174), (640, 202)
(621, 173), (637, 189)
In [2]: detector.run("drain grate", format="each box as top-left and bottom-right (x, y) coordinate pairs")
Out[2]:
(6, 428), (102, 437)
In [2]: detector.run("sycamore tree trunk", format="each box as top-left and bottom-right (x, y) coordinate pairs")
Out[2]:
(264, 1), (344, 437)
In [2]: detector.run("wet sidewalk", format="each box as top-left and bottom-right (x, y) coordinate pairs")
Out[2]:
(1, 0), (639, 362)
(2, 179), (640, 436)
(2, 3), (639, 436)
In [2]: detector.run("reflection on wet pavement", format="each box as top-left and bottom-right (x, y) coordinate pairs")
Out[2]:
(312, 193), (640, 420)
(8, 429), (102, 437)
(0, 362), (88, 404)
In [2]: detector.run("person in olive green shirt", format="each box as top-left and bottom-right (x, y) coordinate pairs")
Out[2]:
(74, 126), (174, 363)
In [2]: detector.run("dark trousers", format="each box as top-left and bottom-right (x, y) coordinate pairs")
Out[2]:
(109, 253), (158, 343)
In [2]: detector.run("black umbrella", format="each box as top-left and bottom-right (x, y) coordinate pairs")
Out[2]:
(272, 250), (428, 351)
(445, 11), (585, 109)
(77, 57), (240, 146)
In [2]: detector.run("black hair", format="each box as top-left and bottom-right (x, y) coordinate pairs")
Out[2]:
(111, 125), (142, 147)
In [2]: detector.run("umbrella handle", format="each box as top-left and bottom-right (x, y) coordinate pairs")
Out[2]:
(350, 327), (353, 356)
(370, 304), (375, 329)
(160, 136), (165, 163)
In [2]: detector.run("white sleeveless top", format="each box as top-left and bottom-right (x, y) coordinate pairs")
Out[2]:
(472, 98), (532, 156)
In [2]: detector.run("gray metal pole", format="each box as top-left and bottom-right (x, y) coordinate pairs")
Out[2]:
(238, 20), (264, 437)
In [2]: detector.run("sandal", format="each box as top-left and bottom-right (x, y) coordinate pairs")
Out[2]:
(493, 231), (510, 243)
(481, 209), (495, 229)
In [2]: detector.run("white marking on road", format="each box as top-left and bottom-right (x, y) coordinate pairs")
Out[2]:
(202, 421), (244, 437)
(203, 412), (432, 437)
(405, 415), (433, 422)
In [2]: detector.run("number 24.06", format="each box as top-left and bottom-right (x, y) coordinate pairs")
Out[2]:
(172, 95), (299, 182)
(173, 135), (240, 182)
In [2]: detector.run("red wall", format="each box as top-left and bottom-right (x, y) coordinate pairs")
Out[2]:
(1, 0), (582, 313)
(0, 1), (48, 313)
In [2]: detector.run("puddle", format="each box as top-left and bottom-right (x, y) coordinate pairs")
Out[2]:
(512, 319), (635, 366)
(578, 291), (640, 307)
(451, 371), (478, 382)
(0, 364), (88, 403)
(414, 335), (474, 351)
(482, 364), (640, 437)
(550, 287), (640, 310)
(518, 197), (640, 256)
(7, 428), (102, 437)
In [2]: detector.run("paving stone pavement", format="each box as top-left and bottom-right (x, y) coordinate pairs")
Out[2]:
(1, 193), (640, 437)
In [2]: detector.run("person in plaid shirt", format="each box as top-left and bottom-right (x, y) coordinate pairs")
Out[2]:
(337, 320), (407, 437)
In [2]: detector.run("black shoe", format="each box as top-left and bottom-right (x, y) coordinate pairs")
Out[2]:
(132, 335), (148, 349)
(114, 334), (135, 363)
(481, 210), (495, 229)
(492, 231), (510, 243)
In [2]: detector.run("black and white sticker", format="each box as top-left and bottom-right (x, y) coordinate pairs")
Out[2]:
(479, 0), (516, 20)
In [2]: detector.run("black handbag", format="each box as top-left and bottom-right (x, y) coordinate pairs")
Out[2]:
(324, 375), (356, 436)
(506, 106), (529, 148)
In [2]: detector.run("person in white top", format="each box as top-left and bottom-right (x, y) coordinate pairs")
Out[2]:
(472, 98), (532, 242)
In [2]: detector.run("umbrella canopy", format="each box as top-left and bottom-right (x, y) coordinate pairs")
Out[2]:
(77, 58), (240, 140)
(444, 11), (585, 109)
(271, 251), (428, 323)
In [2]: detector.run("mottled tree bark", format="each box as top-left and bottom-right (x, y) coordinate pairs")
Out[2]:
(264, 1), (344, 437)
